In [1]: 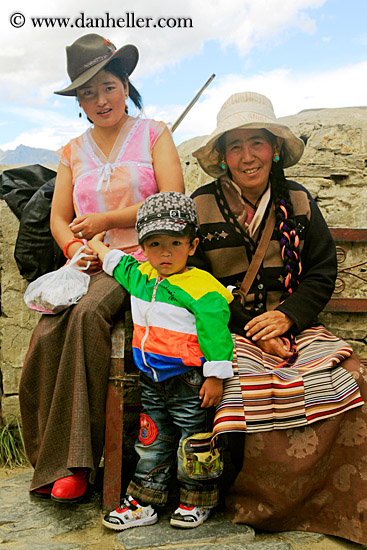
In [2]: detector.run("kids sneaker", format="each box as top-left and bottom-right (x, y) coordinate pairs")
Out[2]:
(170, 504), (210, 528)
(103, 494), (158, 531)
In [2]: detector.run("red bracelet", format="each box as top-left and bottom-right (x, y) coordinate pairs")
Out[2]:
(63, 238), (85, 259)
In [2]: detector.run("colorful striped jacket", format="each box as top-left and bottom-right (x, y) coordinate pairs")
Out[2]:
(103, 249), (234, 382)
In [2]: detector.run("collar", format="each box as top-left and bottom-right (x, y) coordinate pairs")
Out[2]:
(229, 180), (271, 238)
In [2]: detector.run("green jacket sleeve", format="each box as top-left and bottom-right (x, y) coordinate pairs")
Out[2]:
(192, 291), (234, 379)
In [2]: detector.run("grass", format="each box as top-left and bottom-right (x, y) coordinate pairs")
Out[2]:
(0, 418), (27, 468)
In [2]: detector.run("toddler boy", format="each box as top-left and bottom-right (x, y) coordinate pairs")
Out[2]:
(88, 192), (234, 531)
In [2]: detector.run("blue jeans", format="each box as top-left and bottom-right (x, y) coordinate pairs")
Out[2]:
(127, 369), (219, 507)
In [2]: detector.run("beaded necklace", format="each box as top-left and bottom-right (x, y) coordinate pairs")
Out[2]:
(241, 182), (270, 211)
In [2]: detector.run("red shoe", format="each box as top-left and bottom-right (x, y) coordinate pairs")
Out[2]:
(51, 469), (88, 503)
(31, 484), (53, 499)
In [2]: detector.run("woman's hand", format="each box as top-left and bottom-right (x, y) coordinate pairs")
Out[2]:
(199, 377), (223, 408)
(69, 213), (109, 241)
(67, 241), (101, 272)
(256, 337), (293, 358)
(245, 310), (293, 341)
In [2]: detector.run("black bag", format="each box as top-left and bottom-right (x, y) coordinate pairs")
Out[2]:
(0, 164), (65, 281)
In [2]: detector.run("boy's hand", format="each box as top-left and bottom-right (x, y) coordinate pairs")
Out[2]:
(87, 232), (109, 262)
(199, 377), (223, 408)
(88, 231), (106, 248)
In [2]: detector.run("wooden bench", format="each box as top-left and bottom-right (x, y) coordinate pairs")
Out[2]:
(324, 228), (367, 314)
(103, 226), (367, 510)
(324, 227), (367, 370)
(103, 312), (140, 511)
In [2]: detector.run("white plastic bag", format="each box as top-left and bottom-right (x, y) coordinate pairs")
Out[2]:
(24, 246), (91, 314)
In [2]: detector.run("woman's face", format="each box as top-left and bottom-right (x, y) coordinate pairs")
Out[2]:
(224, 128), (279, 197)
(77, 69), (128, 128)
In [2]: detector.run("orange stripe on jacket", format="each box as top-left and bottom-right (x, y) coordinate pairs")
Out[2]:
(133, 324), (203, 367)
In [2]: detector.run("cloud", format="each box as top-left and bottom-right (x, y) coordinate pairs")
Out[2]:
(2, 129), (72, 151)
(9, 0), (364, 152)
(2, 58), (367, 150)
(1, 0), (326, 104)
(168, 60), (367, 144)
(0, 104), (88, 149)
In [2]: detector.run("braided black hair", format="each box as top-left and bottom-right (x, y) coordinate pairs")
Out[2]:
(217, 128), (302, 301)
(216, 129), (302, 300)
(217, 129), (301, 362)
(270, 157), (302, 303)
(269, 154), (301, 363)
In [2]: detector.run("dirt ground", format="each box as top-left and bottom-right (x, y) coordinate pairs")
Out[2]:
(0, 463), (29, 480)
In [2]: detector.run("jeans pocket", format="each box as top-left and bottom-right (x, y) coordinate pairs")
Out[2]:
(180, 368), (203, 387)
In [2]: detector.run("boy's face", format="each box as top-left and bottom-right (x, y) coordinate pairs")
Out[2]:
(141, 234), (199, 279)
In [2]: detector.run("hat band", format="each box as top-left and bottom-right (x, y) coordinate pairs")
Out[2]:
(136, 210), (193, 231)
(71, 50), (116, 81)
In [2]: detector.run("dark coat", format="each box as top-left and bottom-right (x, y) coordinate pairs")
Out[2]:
(0, 164), (65, 281)
(191, 179), (337, 334)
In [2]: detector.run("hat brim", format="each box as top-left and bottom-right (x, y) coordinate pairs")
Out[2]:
(192, 119), (305, 177)
(54, 44), (139, 96)
(138, 223), (195, 245)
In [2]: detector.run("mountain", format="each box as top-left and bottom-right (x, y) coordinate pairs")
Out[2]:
(1, 145), (58, 165)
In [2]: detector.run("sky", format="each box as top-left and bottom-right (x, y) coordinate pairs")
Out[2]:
(0, 0), (367, 152)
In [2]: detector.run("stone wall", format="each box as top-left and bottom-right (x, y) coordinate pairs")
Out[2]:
(179, 107), (367, 226)
(0, 201), (39, 423)
(1, 106), (366, 423)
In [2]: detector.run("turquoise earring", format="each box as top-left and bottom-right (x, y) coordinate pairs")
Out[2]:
(221, 159), (226, 170)
(273, 152), (280, 163)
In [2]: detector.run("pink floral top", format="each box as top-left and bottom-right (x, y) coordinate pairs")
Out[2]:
(58, 117), (166, 253)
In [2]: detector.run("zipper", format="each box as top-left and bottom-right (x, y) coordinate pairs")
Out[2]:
(140, 277), (161, 382)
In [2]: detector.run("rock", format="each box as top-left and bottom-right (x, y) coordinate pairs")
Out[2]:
(116, 509), (255, 549)
(0, 468), (363, 549)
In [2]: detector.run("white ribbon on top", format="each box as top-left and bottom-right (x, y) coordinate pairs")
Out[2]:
(96, 162), (116, 192)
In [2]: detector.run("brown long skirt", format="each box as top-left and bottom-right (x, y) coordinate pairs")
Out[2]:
(226, 353), (367, 544)
(19, 271), (128, 491)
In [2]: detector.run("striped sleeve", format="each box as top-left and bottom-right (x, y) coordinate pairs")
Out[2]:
(103, 250), (145, 294)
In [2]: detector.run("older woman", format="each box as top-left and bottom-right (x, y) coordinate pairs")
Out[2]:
(19, 33), (184, 503)
(191, 92), (367, 544)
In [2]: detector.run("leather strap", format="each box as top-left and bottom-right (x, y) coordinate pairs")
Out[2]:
(233, 204), (276, 304)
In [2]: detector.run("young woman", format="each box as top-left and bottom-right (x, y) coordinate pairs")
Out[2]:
(19, 33), (184, 503)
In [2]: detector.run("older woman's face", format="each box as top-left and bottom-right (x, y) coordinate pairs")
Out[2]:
(224, 129), (277, 196)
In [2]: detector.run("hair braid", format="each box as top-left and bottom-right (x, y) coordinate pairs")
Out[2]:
(270, 160), (302, 364)
(270, 160), (302, 302)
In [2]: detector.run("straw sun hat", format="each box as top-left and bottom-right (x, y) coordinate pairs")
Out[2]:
(192, 92), (305, 178)
(55, 33), (139, 96)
